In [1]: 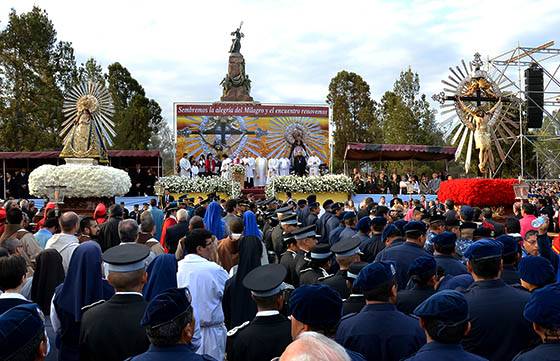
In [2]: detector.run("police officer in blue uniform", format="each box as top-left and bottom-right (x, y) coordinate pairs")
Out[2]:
(513, 283), (560, 360)
(128, 287), (216, 361)
(376, 221), (431, 290)
(320, 238), (362, 299)
(342, 261), (368, 316)
(279, 232), (300, 286)
(404, 290), (488, 361)
(397, 256), (437, 314)
(432, 232), (468, 276)
(289, 284), (366, 361)
(496, 234), (521, 285)
(351, 216), (370, 250)
(227, 264), (292, 361)
(338, 212), (357, 243)
(335, 261), (426, 361)
(325, 203), (343, 242)
(317, 200), (334, 243)
(328, 211), (349, 245)
(518, 256), (556, 292)
(461, 240), (539, 361)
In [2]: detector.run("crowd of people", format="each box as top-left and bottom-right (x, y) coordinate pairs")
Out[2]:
(178, 151), (325, 187)
(1, 189), (560, 360)
(351, 169), (450, 195)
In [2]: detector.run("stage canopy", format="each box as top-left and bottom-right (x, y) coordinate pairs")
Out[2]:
(344, 143), (457, 162)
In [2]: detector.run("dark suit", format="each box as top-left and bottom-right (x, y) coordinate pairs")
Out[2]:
(227, 313), (291, 361)
(80, 293), (149, 361)
(396, 285), (436, 314)
(320, 269), (350, 299)
(501, 265), (521, 285)
(280, 250), (299, 287)
(342, 294), (365, 316)
(164, 220), (189, 255)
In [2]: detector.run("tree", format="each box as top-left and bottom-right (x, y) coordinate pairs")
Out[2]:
(0, 7), (77, 151)
(326, 71), (380, 163)
(107, 63), (163, 150)
(381, 68), (442, 145)
(77, 57), (104, 84)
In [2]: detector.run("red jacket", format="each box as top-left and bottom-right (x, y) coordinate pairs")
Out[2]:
(160, 217), (177, 252)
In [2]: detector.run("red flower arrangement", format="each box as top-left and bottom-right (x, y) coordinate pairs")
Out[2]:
(437, 178), (518, 207)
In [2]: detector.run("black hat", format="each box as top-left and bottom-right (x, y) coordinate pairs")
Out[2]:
(292, 225), (319, 240)
(306, 194), (317, 203)
(282, 232), (297, 246)
(330, 203), (342, 212)
(429, 214), (445, 225)
(322, 199), (334, 210)
(280, 213), (300, 226)
(297, 199), (307, 207)
(331, 238), (361, 257)
(243, 264), (290, 297)
(445, 218), (460, 227)
(309, 202), (320, 209)
(275, 206), (293, 215)
(345, 262), (368, 282)
(306, 244), (333, 261)
(103, 243), (150, 273)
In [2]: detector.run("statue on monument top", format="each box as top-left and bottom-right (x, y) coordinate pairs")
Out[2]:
(221, 22), (253, 102)
(229, 22), (244, 53)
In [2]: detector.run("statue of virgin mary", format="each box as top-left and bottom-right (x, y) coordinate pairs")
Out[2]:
(59, 81), (115, 161)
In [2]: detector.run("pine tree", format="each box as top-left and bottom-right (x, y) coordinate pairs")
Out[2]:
(0, 7), (77, 151)
(326, 71), (380, 162)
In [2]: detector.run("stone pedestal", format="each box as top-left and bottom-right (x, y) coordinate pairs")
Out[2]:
(220, 53), (253, 102)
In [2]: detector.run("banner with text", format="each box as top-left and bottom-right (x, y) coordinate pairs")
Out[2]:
(175, 102), (330, 164)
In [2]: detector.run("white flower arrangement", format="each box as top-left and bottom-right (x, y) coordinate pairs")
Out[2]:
(156, 176), (242, 198)
(29, 164), (131, 198)
(230, 164), (246, 176)
(265, 175), (354, 198)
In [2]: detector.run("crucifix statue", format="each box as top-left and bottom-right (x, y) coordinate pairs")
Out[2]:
(433, 53), (507, 175)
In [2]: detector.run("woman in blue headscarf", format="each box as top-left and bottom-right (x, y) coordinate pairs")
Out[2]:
(51, 241), (114, 361)
(223, 210), (264, 329)
(203, 201), (226, 240)
(243, 210), (262, 239)
(143, 254), (177, 302)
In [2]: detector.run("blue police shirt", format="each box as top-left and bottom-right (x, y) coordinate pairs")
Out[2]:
(335, 303), (426, 361)
(512, 343), (560, 361)
(405, 341), (488, 361)
(128, 344), (216, 361)
(376, 242), (431, 290)
(461, 279), (539, 361)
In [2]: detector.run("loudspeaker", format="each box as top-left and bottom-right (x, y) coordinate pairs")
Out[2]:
(525, 63), (544, 128)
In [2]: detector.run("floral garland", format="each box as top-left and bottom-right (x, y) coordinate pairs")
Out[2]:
(29, 164), (131, 198)
(156, 176), (242, 198)
(437, 178), (518, 207)
(265, 175), (354, 198)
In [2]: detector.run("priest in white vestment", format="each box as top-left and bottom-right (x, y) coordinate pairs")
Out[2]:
(254, 157), (267, 186)
(179, 153), (191, 177)
(279, 157), (291, 176)
(307, 153), (321, 176)
(177, 229), (229, 361)
(221, 155), (232, 178)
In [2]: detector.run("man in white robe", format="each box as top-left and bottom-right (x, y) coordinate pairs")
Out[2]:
(221, 154), (232, 178)
(177, 229), (228, 361)
(279, 157), (291, 176)
(307, 153), (321, 176)
(179, 153), (191, 177)
(254, 157), (267, 187)
(267, 158), (278, 184)
(246, 156), (255, 187)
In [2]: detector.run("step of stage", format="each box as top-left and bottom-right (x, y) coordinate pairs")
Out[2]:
(242, 187), (266, 200)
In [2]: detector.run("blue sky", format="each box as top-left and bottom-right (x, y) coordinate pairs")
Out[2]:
(2, 0), (560, 126)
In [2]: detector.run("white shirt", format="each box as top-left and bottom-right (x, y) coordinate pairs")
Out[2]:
(177, 254), (229, 361)
(0, 292), (27, 300)
(255, 310), (279, 317)
(45, 233), (80, 274)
